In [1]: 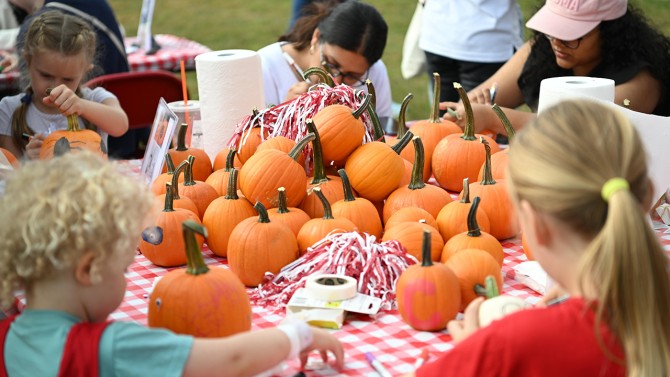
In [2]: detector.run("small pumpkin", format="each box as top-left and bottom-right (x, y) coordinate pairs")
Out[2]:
(396, 229), (461, 331)
(177, 155), (219, 220)
(478, 275), (529, 327)
(383, 220), (444, 262)
(166, 123), (213, 181)
(331, 168), (383, 238)
(444, 248), (502, 310)
(153, 162), (199, 217)
(441, 196), (504, 266)
(205, 149), (239, 196)
(385, 207), (438, 230)
(227, 201), (299, 286)
(267, 187), (311, 237)
(312, 93), (370, 163)
(40, 114), (106, 159)
(296, 187), (357, 254)
(436, 178), (490, 242)
(139, 183), (203, 267)
(212, 147), (242, 171)
(148, 220), (251, 337)
(256, 136), (305, 168)
(383, 136), (452, 223)
(202, 169), (257, 257)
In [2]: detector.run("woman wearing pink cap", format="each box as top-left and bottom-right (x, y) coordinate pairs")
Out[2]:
(443, 0), (670, 134)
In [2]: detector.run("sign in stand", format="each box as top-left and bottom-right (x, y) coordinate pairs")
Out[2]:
(140, 97), (178, 185)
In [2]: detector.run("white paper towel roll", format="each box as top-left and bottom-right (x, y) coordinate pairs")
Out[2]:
(537, 76), (615, 114)
(195, 50), (265, 161)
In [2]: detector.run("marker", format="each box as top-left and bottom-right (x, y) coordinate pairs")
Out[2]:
(546, 294), (570, 306)
(414, 348), (430, 369)
(21, 133), (32, 141)
(489, 82), (498, 104)
(446, 107), (462, 120)
(365, 352), (393, 377)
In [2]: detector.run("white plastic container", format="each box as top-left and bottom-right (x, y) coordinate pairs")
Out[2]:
(167, 100), (202, 148)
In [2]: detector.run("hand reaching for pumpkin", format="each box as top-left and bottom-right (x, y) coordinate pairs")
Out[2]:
(446, 296), (485, 343)
(24, 133), (45, 160)
(43, 85), (84, 116)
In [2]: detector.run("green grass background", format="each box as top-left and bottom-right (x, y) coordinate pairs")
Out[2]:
(108, 0), (670, 121)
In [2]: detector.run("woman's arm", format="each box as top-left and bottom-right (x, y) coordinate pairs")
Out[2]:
(614, 68), (661, 114)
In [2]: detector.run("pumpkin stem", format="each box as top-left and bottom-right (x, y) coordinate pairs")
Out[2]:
(467, 196), (482, 237)
(289, 132), (316, 161)
(165, 153), (176, 174)
(170, 160), (188, 200)
(303, 66), (335, 87)
(313, 187), (334, 220)
(397, 93), (413, 139)
(306, 119), (329, 184)
(484, 275), (499, 298)
(365, 79), (376, 111)
(254, 201), (271, 223)
(459, 178), (471, 204)
(184, 155), (197, 186)
(183, 219), (210, 276)
(337, 168), (356, 202)
(352, 93), (371, 120)
(276, 187), (290, 214)
(420, 229), (433, 267)
(408, 136), (426, 190)
(176, 123), (189, 151)
(66, 114), (81, 132)
(224, 148), (237, 172)
(480, 137), (496, 186)
(474, 283), (487, 297)
(224, 168), (239, 200)
(366, 99), (386, 142)
(429, 73), (442, 123)
(491, 104), (515, 141)
(391, 130), (414, 155)
(163, 183), (175, 212)
(454, 83), (476, 141)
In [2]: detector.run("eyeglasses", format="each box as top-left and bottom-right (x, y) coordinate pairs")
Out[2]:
(319, 47), (369, 87)
(543, 28), (596, 50)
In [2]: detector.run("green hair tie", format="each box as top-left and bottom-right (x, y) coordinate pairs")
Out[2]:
(601, 177), (629, 202)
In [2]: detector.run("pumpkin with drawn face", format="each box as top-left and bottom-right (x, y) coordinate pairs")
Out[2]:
(39, 114), (106, 159)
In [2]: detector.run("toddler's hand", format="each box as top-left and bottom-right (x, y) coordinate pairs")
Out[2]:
(299, 327), (344, 372)
(447, 296), (484, 343)
(43, 85), (83, 116)
(25, 133), (45, 159)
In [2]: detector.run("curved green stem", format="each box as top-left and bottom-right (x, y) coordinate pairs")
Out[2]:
(408, 136), (426, 190)
(480, 137), (496, 185)
(429, 73), (442, 123)
(254, 201), (271, 223)
(183, 220), (209, 276)
(225, 148), (237, 172)
(163, 183), (175, 212)
(397, 93), (413, 139)
(484, 275), (499, 298)
(460, 178), (470, 204)
(170, 160), (188, 200)
(303, 66), (335, 87)
(306, 120), (329, 184)
(313, 187), (334, 220)
(224, 168), (240, 200)
(454, 83), (476, 141)
(176, 123), (189, 151)
(420, 229), (433, 266)
(365, 79), (376, 110)
(337, 169), (356, 202)
(289, 133), (316, 161)
(391, 130), (414, 155)
(165, 153), (176, 174)
(467, 196), (482, 237)
(366, 100), (385, 142)
(184, 155), (196, 186)
(276, 187), (290, 214)
(492, 104), (515, 141)
(353, 93), (371, 120)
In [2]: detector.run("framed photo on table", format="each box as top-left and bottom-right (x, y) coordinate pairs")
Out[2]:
(140, 98), (178, 185)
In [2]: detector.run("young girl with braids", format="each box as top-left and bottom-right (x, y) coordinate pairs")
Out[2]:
(406, 100), (670, 376)
(0, 9), (127, 159)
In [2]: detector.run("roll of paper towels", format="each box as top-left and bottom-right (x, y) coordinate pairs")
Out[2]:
(195, 50), (265, 161)
(537, 76), (614, 114)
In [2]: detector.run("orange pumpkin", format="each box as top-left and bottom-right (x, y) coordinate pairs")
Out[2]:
(166, 123), (213, 181)
(385, 207), (438, 230)
(312, 93), (370, 163)
(396, 229), (461, 331)
(235, 111), (269, 164)
(383, 136), (452, 223)
(431, 83), (500, 192)
(344, 131), (413, 201)
(139, 184), (203, 267)
(0, 147), (18, 167)
(408, 73), (462, 182)
(256, 136), (305, 169)
(153, 165), (199, 218)
(202, 169), (257, 257)
(383, 220), (444, 262)
(227, 201), (299, 286)
(40, 114), (106, 159)
(436, 178), (490, 242)
(299, 120), (344, 218)
(267, 187), (311, 237)
(148, 220), (251, 337)
(331, 168), (382, 238)
(206, 149), (239, 196)
(466, 138), (518, 240)
(178, 155), (219, 220)
(444, 248), (502, 310)
(297, 187), (357, 254)
(152, 154), (185, 196)
(212, 147), (242, 171)
(441, 196), (504, 266)
(238, 133), (313, 209)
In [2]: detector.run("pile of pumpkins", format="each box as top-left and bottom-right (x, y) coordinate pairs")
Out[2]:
(134, 74), (534, 335)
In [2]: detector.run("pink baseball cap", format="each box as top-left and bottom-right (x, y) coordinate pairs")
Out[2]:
(526, 0), (627, 41)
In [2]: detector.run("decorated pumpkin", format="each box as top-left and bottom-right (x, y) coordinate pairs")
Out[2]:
(40, 114), (106, 159)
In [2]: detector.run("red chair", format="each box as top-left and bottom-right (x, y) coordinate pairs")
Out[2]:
(85, 70), (186, 158)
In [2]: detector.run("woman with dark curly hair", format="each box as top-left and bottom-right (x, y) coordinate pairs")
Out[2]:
(442, 0), (670, 134)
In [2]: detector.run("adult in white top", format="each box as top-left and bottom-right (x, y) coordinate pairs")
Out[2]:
(420, 0), (523, 104)
(257, 0), (393, 122)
